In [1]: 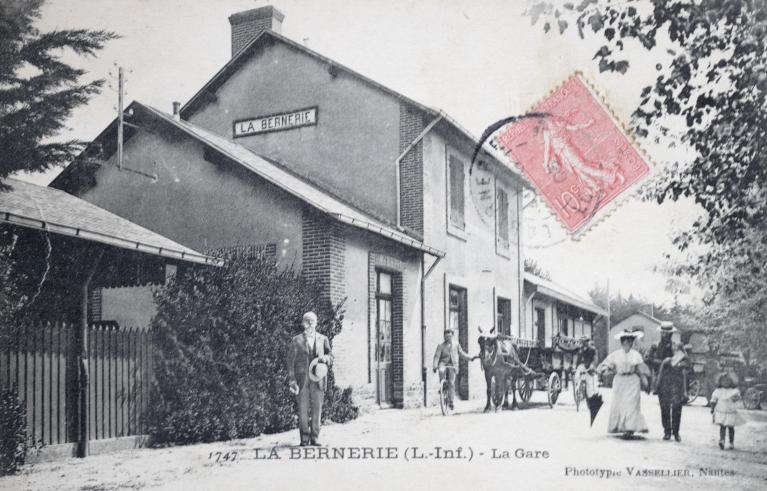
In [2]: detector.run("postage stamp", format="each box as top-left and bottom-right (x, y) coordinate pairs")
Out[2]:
(492, 73), (651, 235)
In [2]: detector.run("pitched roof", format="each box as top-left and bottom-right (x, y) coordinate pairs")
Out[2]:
(633, 310), (662, 324)
(135, 102), (445, 257)
(0, 178), (221, 266)
(180, 29), (526, 183)
(524, 272), (607, 317)
(609, 311), (678, 332)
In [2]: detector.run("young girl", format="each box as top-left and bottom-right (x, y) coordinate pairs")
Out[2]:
(710, 373), (746, 449)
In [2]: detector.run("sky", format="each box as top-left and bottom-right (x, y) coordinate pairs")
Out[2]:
(16, 0), (702, 306)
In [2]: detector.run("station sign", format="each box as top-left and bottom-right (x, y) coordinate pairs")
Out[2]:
(233, 107), (317, 137)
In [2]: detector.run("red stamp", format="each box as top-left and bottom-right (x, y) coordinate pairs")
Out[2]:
(493, 74), (650, 233)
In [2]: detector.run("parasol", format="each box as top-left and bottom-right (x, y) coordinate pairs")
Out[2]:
(586, 393), (604, 427)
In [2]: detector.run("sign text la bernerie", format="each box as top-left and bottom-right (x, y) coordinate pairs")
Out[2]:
(233, 107), (317, 138)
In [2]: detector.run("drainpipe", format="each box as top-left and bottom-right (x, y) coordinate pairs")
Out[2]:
(77, 248), (104, 458)
(421, 253), (443, 406)
(517, 189), (525, 338)
(396, 114), (443, 229)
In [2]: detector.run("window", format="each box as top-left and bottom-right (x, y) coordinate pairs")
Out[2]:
(560, 316), (569, 336)
(448, 155), (465, 229)
(449, 287), (462, 333)
(496, 187), (510, 252)
(496, 297), (511, 336)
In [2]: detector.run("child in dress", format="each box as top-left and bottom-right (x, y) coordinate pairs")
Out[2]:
(710, 373), (746, 450)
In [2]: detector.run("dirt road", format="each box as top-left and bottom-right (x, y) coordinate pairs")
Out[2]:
(2, 389), (765, 490)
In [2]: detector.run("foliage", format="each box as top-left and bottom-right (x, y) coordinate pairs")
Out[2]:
(588, 283), (658, 325)
(527, 0), (767, 362)
(0, 387), (27, 476)
(0, 0), (117, 185)
(0, 228), (29, 326)
(146, 252), (356, 446)
(0, 230), (19, 325)
(587, 282), (698, 330)
(523, 257), (552, 280)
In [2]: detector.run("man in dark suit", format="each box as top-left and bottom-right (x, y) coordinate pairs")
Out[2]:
(287, 311), (333, 446)
(650, 322), (683, 441)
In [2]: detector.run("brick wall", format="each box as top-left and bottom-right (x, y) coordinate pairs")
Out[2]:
(301, 207), (345, 305)
(229, 6), (284, 57)
(399, 104), (425, 236)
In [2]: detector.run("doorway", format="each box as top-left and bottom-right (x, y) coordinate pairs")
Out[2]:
(448, 285), (468, 400)
(375, 271), (393, 407)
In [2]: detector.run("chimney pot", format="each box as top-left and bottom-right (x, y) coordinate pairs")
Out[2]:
(229, 5), (285, 57)
(172, 101), (181, 120)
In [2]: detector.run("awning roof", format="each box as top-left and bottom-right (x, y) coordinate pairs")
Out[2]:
(0, 178), (222, 266)
(524, 272), (607, 317)
(139, 103), (445, 258)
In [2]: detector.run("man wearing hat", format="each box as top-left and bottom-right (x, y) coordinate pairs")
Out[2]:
(287, 311), (333, 446)
(650, 321), (683, 440)
(432, 328), (475, 410)
(653, 321), (676, 361)
(648, 321), (676, 384)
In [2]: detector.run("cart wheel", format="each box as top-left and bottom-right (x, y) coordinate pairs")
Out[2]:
(686, 380), (700, 405)
(744, 387), (761, 410)
(548, 372), (561, 407)
(517, 378), (533, 403)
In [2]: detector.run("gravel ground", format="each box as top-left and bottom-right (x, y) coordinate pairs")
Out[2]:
(2, 388), (766, 491)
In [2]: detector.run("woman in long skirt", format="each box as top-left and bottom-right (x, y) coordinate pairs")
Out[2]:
(598, 329), (650, 438)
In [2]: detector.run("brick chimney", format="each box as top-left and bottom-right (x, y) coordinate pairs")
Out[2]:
(229, 6), (284, 57)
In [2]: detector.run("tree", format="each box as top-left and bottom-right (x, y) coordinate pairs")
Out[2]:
(528, 0), (767, 361)
(0, 0), (117, 185)
(526, 1), (766, 250)
(588, 283), (664, 325)
(524, 257), (552, 280)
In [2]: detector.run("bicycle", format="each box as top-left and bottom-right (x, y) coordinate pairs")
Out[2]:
(573, 366), (596, 412)
(436, 366), (457, 416)
(573, 372), (586, 412)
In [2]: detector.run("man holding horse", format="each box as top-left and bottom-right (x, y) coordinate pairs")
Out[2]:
(433, 328), (476, 410)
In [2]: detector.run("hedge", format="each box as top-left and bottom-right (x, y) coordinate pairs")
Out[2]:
(146, 252), (357, 445)
(0, 387), (27, 476)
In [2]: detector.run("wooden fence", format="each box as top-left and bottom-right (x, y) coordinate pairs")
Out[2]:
(0, 322), (153, 446)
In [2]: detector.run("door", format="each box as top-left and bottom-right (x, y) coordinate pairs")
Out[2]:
(375, 271), (393, 406)
(535, 307), (546, 344)
(449, 286), (469, 400)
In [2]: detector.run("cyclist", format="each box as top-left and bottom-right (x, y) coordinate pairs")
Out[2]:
(433, 328), (476, 410)
(575, 337), (599, 398)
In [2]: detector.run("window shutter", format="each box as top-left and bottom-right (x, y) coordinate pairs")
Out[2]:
(449, 155), (465, 229)
(497, 188), (509, 249)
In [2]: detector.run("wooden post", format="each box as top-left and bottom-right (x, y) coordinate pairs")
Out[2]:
(117, 67), (124, 170)
(77, 249), (104, 458)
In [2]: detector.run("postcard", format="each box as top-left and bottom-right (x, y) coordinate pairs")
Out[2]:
(0, 1), (765, 490)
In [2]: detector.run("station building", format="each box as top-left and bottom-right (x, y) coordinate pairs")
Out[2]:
(52, 6), (600, 409)
(608, 311), (679, 355)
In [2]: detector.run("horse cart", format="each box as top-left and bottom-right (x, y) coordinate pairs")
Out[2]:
(480, 332), (583, 411)
(680, 346), (765, 408)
